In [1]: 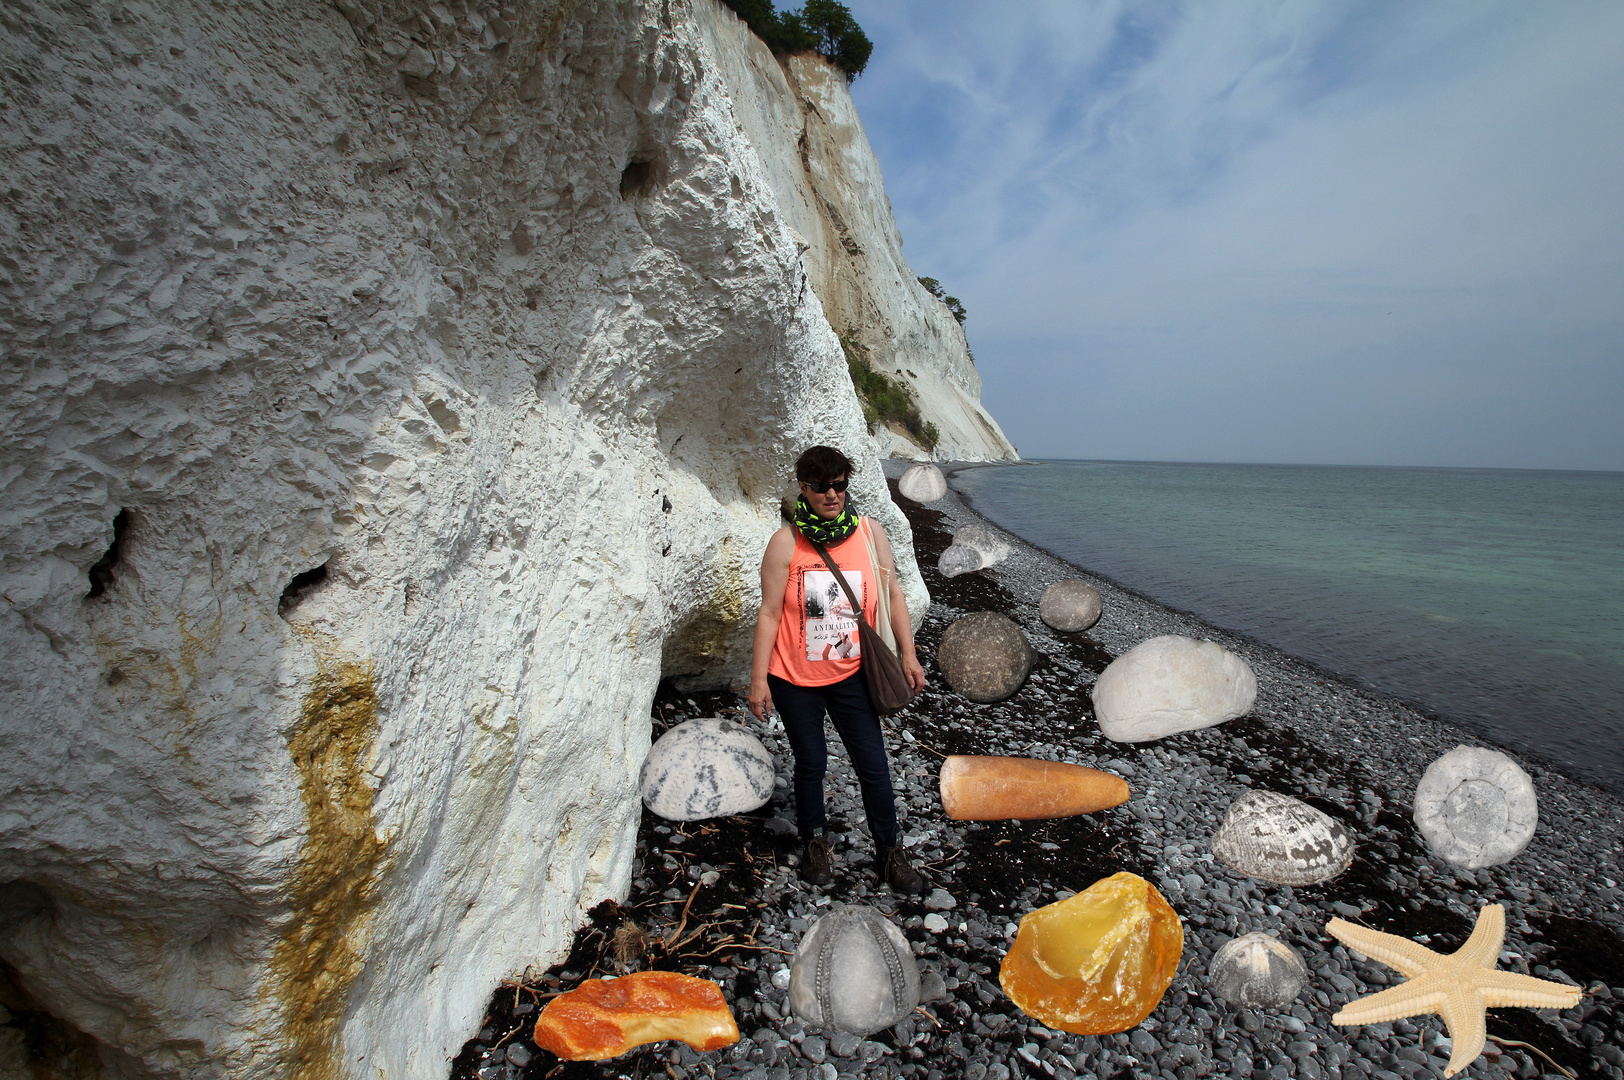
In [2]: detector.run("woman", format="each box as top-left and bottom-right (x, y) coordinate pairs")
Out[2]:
(747, 446), (928, 893)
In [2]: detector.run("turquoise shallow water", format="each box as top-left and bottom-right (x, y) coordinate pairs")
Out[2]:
(949, 460), (1624, 796)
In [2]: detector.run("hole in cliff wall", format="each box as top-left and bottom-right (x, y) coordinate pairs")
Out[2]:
(619, 159), (655, 199)
(84, 509), (130, 600)
(279, 562), (330, 621)
(0, 948), (114, 1077)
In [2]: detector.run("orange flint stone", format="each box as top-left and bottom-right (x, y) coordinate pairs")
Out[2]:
(1000, 871), (1183, 1035)
(532, 970), (740, 1061)
(939, 755), (1130, 820)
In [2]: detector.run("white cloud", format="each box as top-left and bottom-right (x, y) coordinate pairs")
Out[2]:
(844, 0), (1624, 468)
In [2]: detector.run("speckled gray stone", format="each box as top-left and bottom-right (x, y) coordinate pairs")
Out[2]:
(639, 717), (775, 820)
(1413, 745), (1538, 869)
(937, 612), (1033, 703)
(789, 904), (921, 1036)
(1208, 932), (1309, 1009)
(1038, 579), (1103, 633)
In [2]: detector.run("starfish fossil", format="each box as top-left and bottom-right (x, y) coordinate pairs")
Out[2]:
(1327, 904), (1582, 1078)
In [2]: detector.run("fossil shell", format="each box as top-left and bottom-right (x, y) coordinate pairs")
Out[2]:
(1210, 789), (1354, 886)
(789, 904), (921, 1035)
(1208, 932), (1308, 1010)
(1413, 745), (1538, 870)
(897, 463), (947, 503)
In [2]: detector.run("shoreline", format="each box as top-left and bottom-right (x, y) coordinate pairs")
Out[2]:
(453, 469), (1623, 1080)
(916, 458), (1622, 801)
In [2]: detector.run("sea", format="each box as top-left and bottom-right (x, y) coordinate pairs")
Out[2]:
(947, 460), (1624, 798)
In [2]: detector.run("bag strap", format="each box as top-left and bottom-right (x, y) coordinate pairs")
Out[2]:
(811, 540), (867, 625)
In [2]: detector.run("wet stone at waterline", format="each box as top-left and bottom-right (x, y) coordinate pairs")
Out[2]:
(938, 754), (1129, 820)
(897, 462), (948, 503)
(999, 871), (1183, 1035)
(937, 543), (985, 578)
(789, 904), (921, 1036)
(937, 612), (1033, 703)
(1211, 789), (1354, 886)
(1413, 745), (1539, 869)
(1091, 634), (1257, 742)
(532, 970), (740, 1061)
(1208, 931), (1309, 1010)
(1039, 579), (1103, 633)
(639, 717), (774, 820)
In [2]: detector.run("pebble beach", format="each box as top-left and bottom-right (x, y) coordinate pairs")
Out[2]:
(452, 464), (1624, 1080)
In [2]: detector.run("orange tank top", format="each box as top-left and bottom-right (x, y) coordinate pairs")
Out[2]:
(767, 518), (880, 688)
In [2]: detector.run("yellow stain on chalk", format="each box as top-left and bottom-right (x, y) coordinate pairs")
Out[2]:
(267, 646), (385, 1080)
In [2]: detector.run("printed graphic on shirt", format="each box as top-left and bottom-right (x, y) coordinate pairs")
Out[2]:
(800, 568), (864, 662)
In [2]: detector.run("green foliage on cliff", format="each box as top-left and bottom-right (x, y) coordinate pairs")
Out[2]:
(918, 276), (967, 324)
(840, 331), (940, 451)
(721, 0), (873, 81)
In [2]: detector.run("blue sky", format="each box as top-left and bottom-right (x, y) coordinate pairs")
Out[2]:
(841, 1), (1624, 469)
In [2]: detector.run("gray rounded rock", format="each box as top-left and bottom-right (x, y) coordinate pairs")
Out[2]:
(937, 544), (984, 579)
(639, 717), (774, 820)
(1210, 789), (1354, 886)
(897, 463), (947, 503)
(789, 904), (921, 1035)
(1209, 932), (1308, 1010)
(1413, 745), (1538, 869)
(1039, 580), (1103, 633)
(1091, 635), (1256, 742)
(937, 612), (1033, 703)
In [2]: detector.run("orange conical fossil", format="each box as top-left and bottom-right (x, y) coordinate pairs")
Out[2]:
(938, 755), (1130, 820)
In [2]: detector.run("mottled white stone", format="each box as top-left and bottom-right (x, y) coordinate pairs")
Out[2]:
(1209, 932), (1309, 1009)
(640, 718), (774, 820)
(0, 2), (955, 1076)
(1092, 635), (1257, 742)
(897, 464), (948, 503)
(1211, 790), (1355, 886)
(789, 905), (921, 1035)
(1413, 746), (1539, 869)
(1039, 580), (1103, 633)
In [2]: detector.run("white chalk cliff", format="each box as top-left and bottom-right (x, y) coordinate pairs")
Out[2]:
(0, 1), (1010, 1077)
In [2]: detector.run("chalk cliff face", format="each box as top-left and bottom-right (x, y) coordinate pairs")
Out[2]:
(0, 2), (994, 1078)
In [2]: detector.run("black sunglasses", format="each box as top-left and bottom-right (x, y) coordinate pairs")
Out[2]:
(802, 478), (849, 494)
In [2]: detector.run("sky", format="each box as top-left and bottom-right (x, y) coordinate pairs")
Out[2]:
(840, 0), (1624, 470)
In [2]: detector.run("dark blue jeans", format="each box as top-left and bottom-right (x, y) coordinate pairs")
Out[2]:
(768, 672), (899, 845)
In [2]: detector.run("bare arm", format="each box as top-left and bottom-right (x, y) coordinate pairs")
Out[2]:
(869, 521), (927, 693)
(748, 527), (796, 721)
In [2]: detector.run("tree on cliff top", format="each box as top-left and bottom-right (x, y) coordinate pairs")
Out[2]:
(721, 0), (873, 81)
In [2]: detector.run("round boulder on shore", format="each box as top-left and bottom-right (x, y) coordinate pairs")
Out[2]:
(1039, 580), (1103, 633)
(1413, 745), (1538, 869)
(639, 717), (775, 821)
(897, 463), (947, 503)
(1091, 635), (1256, 742)
(938, 612), (1033, 703)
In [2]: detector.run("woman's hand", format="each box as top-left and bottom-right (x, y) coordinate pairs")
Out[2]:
(901, 650), (927, 694)
(748, 674), (773, 722)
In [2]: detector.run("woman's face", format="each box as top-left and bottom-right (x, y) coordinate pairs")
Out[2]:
(800, 474), (848, 519)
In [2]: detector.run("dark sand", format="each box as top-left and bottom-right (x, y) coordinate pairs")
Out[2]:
(451, 467), (1624, 1080)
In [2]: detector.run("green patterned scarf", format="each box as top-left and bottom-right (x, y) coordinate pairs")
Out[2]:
(793, 495), (859, 546)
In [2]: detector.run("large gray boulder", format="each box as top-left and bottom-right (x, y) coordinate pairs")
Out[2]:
(1039, 580), (1103, 633)
(1091, 635), (1256, 742)
(1413, 745), (1538, 869)
(897, 463), (948, 503)
(789, 905), (921, 1035)
(938, 612), (1033, 703)
(640, 718), (775, 821)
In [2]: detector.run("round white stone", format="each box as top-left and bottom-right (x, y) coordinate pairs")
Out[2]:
(1413, 745), (1538, 869)
(897, 464), (947, 503)
(1091, 635), (1256, 742)
(639, 717), (775, 821)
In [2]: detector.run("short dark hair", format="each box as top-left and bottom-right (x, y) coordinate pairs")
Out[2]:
(795, 445), (856, 485)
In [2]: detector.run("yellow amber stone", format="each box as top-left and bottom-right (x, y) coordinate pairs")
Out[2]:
(999, 871), (1183, 1034)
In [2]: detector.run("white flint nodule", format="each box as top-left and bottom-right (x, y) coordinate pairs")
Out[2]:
(1413, 745), (1539, 869)
(639, 718), (775, 820)
(1091, 635), (1256, 742)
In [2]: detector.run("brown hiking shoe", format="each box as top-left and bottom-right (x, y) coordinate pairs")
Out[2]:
(801, 834), (833, 886)
(878, 842), (926, 895)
